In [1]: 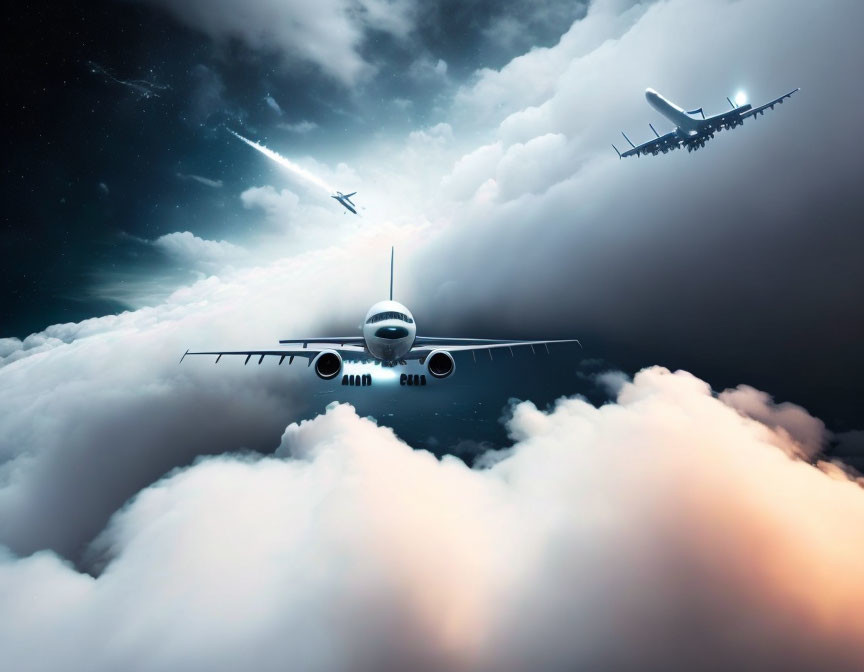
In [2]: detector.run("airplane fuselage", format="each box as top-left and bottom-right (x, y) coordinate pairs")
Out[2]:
(645, 88), (701, 135)
(362, 300), (417, 363)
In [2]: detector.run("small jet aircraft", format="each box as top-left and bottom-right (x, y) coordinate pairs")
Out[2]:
(613, 87), (799, 158)
(181, 249), (579, 386)
(332, 191), (358, 214)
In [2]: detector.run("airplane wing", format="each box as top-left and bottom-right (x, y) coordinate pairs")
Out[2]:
(412, 336), (540, 346)
(739, 88), (799, 120)
(336, 199), (357, 215)
(615, 130), (680, 158)
(279, 337), (366, 347)
(180, 344), (367, 365)
(406, 338), (580, 360)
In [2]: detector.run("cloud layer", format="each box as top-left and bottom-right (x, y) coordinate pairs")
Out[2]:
(2, 367), (863, 671)
(135, 0), (420, 84)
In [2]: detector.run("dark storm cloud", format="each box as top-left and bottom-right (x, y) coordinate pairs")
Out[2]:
(411, 0), (589, 75)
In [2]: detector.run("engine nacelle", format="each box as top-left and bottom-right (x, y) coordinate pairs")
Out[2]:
(425, 349), (455, 379)
(312, 350), (342, 380)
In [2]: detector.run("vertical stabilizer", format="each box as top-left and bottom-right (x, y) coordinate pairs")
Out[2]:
(390, 247), (394, 301)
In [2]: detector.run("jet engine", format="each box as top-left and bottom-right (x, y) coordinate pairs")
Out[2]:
(425, 350), (455, 379)
(312, 350), (342, 380)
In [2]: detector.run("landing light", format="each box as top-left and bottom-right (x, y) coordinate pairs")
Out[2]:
(342, 362), (399, 383)
(734, 90), (747, 107)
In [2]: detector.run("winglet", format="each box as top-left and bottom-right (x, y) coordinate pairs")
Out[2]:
(389, 246), (394, 301)
(612, 144), (622, 159)
(179, 349), (189, 364)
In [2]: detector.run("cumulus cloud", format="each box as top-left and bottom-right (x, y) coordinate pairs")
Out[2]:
(719, 384), (829, 459)
(0, 242), (397, 559)
(134, 0), (420, 84)
(2, 367), (864, 671)
(152, 231), (248, 270)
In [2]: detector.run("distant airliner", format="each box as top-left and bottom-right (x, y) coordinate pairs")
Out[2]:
(613, 87), (799, 158)
(182, 249), (579, 386)
(332, 191), (358, 214)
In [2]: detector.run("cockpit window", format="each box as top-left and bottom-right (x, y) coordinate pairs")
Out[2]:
(366, 311), (414, 324)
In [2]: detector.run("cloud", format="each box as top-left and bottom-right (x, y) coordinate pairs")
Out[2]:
(410, 0), (864, 429)
(1, 2), (862, 666)
(278, 119), (318, 134)
(409, 56), (449, 81)
(152, 231), (248, 270)
(175, 172), (224, 188)
(134, 0), (420, 85)
(2, 367), (864, 670)
(241, 185), (301, 222)
(719, 384), (829, 459)
(264, 94), (282, 115)
(0, 242), (399, 560)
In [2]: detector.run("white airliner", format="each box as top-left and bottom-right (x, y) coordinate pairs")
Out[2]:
(613, 87), (799, 158)
(182, 249), (579, 386)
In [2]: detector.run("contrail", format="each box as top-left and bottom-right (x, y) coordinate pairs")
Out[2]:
(228, 129), (334, 194)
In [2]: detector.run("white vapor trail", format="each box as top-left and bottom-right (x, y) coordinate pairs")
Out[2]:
(228, 129), (334, 194)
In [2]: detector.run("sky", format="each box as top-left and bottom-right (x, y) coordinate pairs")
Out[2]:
(2, 0), (864, 669)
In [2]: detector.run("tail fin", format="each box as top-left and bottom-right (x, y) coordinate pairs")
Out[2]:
(389, 247), (394, 301)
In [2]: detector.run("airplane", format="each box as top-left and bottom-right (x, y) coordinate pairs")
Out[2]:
(181, 248), (580, 387)
(332, 191), (358, 215)
(613, 87), (799, 158)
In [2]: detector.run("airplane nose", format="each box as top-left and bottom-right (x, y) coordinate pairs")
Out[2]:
(645, 88), (659, 101)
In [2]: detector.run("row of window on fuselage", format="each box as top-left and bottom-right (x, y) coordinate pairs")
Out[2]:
(366, 311), (414, 325)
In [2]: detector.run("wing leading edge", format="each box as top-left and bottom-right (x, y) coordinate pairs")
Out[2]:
(406, 338), (581, 361)
(740, 88), (799, 119)
(180, 344), (367, 365)
(614, 130), (680, 158)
